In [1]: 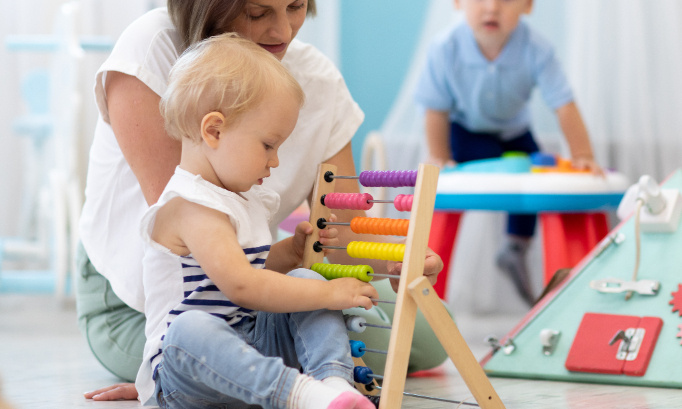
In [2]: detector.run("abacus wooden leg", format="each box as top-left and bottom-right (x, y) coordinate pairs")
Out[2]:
(408, 276), (506, 409)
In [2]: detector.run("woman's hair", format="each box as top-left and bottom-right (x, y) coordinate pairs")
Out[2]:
(168, 0), (317, 50)
(160, 33), (305, 143)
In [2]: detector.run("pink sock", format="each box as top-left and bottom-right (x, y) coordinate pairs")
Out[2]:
(289, 375), (374, 409)
(327, 391), (375, 409)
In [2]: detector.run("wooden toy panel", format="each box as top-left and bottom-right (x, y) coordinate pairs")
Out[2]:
(482, 169), (682, 388)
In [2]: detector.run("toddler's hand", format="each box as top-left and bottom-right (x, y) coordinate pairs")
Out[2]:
(291, 214), (339, 260)
(327, 277), (378, 310)
(316, 213), (339, 256)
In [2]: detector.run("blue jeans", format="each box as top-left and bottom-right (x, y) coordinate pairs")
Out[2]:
(154, 269), (353, 409)
(450, 122), (540, 237)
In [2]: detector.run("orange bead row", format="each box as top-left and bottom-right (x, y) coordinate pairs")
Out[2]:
(350, 217), (409, 237)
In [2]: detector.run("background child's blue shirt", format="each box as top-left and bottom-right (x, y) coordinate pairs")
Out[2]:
(414, 20), (574, 140)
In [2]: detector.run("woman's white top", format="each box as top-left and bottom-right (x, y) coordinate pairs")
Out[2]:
(137, 167), (278, 405)
(79, 8), (364, 312)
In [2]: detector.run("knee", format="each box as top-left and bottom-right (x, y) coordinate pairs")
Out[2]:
(287, 267), (325, 281)
(165, 310), (212, 346)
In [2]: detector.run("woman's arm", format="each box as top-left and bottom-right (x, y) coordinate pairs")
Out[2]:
(317, 142), (444, 291)
(106, 71), (182, 205)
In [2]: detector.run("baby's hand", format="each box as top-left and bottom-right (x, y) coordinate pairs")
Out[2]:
(327, 277), (379, 310)
(317, 213), (339, 256)
(572, 156), (604, 177)
(291, 214), (339, 259)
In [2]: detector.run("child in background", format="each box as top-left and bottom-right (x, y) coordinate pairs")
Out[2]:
(414, 0), (601, 304)
(136, 33), (377, 409)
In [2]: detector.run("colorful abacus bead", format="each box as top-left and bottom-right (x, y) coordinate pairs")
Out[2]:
(350, 340), (367, 358)
(350, 217), (409, 236)
(359, 170), (418, 187)
(310, 263), (373, 282)
(344, 315), (367, 333)
(323, 192), (372, 210)
(393, 194), (413, 212)
(353, 366), (375, 385)
(346, 241), (405, 262)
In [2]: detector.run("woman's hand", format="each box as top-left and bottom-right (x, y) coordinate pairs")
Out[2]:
(84, 383), (138, 401)
(385, 246), (443, 292)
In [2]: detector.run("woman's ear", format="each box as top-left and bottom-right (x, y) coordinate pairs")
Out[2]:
(201, 112), (226, 149)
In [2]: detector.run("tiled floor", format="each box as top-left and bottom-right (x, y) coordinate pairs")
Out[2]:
(2, 293), (682, 408)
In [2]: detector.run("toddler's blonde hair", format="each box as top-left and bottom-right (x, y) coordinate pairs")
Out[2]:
(161, 32), (305, 142)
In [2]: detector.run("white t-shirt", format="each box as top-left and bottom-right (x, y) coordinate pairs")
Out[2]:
(136, 167), (278, 405)
(79, 8), (364, 312)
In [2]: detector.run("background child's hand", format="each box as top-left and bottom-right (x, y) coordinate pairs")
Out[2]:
(327, 277), (378, 310)
(572, 155), (604, 177)
(427, 156), (456, 169)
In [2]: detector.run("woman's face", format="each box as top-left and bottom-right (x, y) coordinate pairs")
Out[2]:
(230, 0), (308, 60)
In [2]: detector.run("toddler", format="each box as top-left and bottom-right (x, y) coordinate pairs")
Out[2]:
(135, 33), (377, 409)
(415, 0), (601, 304)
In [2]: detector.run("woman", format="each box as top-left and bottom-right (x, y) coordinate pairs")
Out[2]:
(78, 0), (446, 401)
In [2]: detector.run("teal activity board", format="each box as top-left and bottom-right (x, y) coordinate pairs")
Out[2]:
(482, 169), (682, 388)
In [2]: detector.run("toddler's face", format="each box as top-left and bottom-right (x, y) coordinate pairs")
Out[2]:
(210, 89), (300, 193)
(456, 0), (533, 45)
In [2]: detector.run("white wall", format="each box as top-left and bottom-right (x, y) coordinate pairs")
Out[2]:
(0, 0), (162, 238)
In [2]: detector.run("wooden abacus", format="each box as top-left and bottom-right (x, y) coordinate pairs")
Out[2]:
(302, 163), (506, 408)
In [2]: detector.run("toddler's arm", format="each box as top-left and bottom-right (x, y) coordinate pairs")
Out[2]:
(556, 102), (603, 175)
(156, 199), (376, 312)
(424, 109), (456, 168)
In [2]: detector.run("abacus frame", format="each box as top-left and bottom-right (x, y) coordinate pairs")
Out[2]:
(302, 163), (505, 409)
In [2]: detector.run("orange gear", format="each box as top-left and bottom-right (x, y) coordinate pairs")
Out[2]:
(670, 284), (682, 316)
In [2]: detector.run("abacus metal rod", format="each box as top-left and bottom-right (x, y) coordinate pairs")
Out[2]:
(370, 299), (396, 305)
(363, 375), (480, 407)
(374, 385), (480, 407)
(360, 322), (392, 330)
(360, 346), (387, 355)
(321, 221), (351, 226)
(368, 273), (400, 279)
(316, 245), (347, 251)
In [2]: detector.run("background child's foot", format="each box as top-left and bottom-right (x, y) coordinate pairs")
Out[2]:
(496, 236), (535, 305)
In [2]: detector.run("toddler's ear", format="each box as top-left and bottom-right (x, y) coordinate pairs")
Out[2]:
(201, 111), (226, 149)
